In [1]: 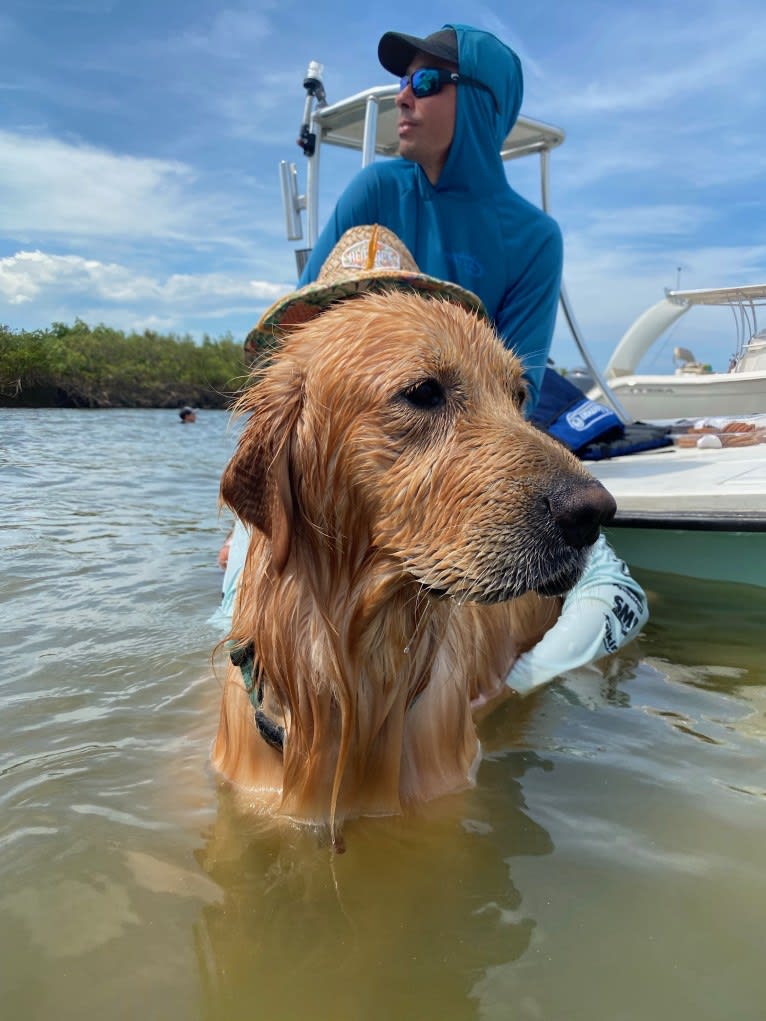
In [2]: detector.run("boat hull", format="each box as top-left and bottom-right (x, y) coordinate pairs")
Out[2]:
(604, 525), (765, 588)
(595, 371), (766, 420)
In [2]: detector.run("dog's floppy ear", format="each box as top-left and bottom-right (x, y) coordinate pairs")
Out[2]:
(220, 367), (304, 575)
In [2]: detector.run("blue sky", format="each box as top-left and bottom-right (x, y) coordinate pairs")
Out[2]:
(1, 0), (765, 371)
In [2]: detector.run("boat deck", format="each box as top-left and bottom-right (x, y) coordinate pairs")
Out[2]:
(588, 442), (766, 529)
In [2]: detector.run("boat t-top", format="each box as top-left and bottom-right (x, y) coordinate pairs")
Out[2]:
(592, 283), (766, 420)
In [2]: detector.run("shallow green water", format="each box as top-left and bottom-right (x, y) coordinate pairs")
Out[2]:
(1, 408), (764, 1021)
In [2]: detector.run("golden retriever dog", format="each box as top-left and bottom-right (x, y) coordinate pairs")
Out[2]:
(213, 290), (615, 837)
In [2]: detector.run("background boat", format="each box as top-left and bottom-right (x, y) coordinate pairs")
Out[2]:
(588, 284), (766, 420)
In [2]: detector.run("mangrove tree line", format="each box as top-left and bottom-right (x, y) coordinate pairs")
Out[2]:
(0, 320), (250, 408)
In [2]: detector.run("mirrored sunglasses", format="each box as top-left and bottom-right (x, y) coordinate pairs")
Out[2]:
(398, 67), (498, 112)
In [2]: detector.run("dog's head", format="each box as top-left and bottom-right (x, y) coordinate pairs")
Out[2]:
(221, 290), (615, 600)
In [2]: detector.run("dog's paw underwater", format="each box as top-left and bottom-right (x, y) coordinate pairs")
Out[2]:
(213, 290), (615, 831)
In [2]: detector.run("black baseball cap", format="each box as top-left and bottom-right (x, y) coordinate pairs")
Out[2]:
(378, 28), (458, 77)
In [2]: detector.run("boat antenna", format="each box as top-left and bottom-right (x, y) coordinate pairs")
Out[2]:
(675, 266), (682, 289)
(297, 61), (327, 158)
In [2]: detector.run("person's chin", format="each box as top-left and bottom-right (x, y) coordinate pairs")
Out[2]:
(397, 140), (417, 162)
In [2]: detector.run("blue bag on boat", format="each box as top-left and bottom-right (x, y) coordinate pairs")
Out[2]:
(531, 368), (622, 450)
(532, 368), (674, 459)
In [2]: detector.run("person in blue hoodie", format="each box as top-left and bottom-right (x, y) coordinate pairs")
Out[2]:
(219, 24), (648, 694)
(299, 25), (561, 412)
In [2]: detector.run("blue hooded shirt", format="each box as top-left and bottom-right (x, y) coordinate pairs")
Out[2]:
(298, 23), (563, 411)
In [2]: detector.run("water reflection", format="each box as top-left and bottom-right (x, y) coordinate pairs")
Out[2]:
(193, 750), (555, 1021)
(639, 569), (766, 686)
(3, 410), (766, 1021)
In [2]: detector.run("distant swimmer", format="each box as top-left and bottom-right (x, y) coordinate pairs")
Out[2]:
(179, 406), (196, 423)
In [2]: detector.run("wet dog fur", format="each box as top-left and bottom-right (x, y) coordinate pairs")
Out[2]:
(213, 290), (614, 834)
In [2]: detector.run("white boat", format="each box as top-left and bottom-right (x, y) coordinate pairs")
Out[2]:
(275, 64), (766, 588)
(589, 285), (766, 420)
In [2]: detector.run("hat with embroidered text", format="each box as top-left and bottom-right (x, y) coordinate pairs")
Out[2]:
(244, 224), (486, 360)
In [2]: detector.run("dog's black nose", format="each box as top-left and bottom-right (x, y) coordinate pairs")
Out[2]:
(547, 481), (617, 549)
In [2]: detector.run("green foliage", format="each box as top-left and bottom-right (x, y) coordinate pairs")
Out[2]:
(0, 320), (250, 407)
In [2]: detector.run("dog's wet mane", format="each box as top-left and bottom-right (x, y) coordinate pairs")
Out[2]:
(213, 291), (614, 836)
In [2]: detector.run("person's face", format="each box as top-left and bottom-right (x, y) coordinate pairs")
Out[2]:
(395, 52), (457, 184)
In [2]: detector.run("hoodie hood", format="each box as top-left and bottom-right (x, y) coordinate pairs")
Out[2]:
(434, 23), (523, 194)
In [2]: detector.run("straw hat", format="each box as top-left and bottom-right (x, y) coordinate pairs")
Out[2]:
(244, 224), (487, 360)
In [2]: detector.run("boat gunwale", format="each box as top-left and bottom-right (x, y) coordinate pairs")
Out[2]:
(611, 510), (766, 532)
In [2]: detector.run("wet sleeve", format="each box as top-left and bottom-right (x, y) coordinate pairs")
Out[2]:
(218, 518), (252, 625)
(494, 222), (563, 413)
(505, 535), (649, 696)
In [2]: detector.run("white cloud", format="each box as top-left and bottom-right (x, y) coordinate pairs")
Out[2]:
(581, 204), (713, 241)
(539, 4), (766, 116)
(468, 4), (546, 80)
(169, 7), (274, 60)
(0, 129), (290, 250)
(214, 69), (304, 143)
(0, 130), (195, 239)
(0, 250), (289, 309)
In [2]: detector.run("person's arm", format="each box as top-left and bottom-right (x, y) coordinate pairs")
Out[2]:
(219, 518), (252, 623)
(505, 535), (649, 696)
(494, 222), (563, 413)
(217, 530), (233, 569)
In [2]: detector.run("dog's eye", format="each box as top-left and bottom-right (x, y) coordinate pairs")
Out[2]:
(401, 378), (446, 410)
